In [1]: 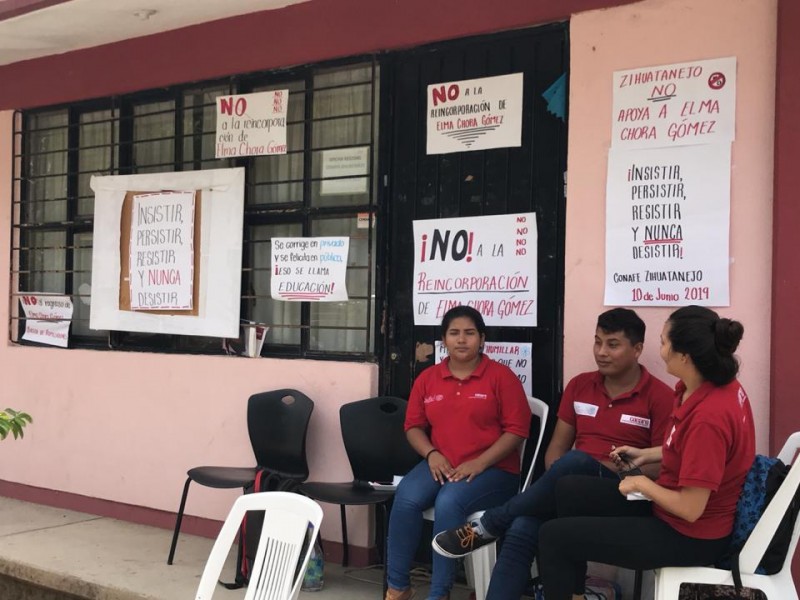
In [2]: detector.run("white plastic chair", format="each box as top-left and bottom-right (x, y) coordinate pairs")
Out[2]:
(653, 431), (800, 600)
(195, 491), (324, 600)
(424, 396), (549, 600)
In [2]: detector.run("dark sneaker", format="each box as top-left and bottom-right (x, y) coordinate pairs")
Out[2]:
(432, 522), (497, 558)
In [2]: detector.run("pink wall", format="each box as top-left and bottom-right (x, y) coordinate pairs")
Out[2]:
(565, 0), (777, 452)
(0, 115), (379, 542)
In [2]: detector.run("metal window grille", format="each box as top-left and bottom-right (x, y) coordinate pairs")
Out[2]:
(11, 58), (380, 360)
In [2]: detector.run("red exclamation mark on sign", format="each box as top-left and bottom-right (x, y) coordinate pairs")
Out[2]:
(466, 232), (474, 262)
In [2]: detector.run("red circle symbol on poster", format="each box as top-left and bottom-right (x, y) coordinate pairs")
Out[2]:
(708, 72), (726, 90)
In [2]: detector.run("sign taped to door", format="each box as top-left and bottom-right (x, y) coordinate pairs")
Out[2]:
(413, 213), (537, 327)
(426, 73), (523, 155)
(435, 340), (532, 395)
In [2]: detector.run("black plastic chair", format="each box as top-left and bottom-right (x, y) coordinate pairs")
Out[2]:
(299, 396), (419, 579)
(167, 388), (314, 565)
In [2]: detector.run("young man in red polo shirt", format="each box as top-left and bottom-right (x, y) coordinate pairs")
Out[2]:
(432, 308), (674, 600)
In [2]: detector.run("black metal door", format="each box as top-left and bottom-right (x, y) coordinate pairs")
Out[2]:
(381, 24), (568, 409)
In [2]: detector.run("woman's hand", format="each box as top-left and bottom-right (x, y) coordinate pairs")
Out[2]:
(448, 458), (488, 483)
(618, 474), (646, 496)
(610, 445), (645, 469)
(427, 451), (454, 485)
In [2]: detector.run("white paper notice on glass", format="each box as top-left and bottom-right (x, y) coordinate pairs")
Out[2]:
(271, 237), (349, 302)
(215, 90), (288, 158)
(19, 294), (73, 348)
(604, 144), (731, 307)
(129, 191), (195, 310)
(321, 147), (369, 195)
(611, 56), (736, 149)
(427, 73), (523, 155)
(413, 213), (537, 327)
(435, 341), (532, 396)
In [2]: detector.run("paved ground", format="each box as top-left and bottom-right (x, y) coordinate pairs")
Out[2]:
(0, 496), (476, 599)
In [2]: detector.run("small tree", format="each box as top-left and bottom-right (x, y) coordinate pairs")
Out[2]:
(0, 409), (32, 440)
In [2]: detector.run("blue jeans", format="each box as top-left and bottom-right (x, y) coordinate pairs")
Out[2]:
(386, 460), (518, 599)
(482, 450), (617, 600)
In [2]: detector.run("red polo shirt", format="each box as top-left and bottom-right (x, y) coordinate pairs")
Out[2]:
(556, 366), (674, 462)
(654, 379), (755, 539)
(405, 355), (531, 475)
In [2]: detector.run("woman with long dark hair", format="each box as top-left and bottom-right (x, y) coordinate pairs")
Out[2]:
(384, 305), (531, 600)
(537, 306), (756, 600)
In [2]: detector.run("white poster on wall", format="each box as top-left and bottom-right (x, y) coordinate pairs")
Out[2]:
(270, 237), (350, 302)
(321, 147), (369, 195)
(427, 73), (523, 155)
(611, 56), (736, 149)
(19, 294), (73, 348)
(435, 341), (533, 396)
(215, 90), (288, 158)
(129, 191), (195, 310)
(604, 144), (730, 307)
(89, 168), (245, 337)
(413, 213), (537, 327)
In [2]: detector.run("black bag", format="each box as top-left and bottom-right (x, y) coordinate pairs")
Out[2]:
(677, 583), (766, 599)
(220, 469), (302, 589)
(711, 456), (800, 598)
(753, 459), (800, 574)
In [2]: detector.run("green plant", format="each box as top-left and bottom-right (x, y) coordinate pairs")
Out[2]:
(0, 409), (33, 440)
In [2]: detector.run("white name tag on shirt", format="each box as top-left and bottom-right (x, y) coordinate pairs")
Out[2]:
(574, 401), (599, 417)
(620, 414), (651, 428)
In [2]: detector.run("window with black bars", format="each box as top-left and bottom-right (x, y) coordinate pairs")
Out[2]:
(11, 59), (380, 359)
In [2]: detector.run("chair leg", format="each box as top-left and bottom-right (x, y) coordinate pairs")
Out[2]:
(633, 568), (643, 600)
(167, 477), (192, 565)
(340, 504), (349, 567)
(379, 503), (389, 599)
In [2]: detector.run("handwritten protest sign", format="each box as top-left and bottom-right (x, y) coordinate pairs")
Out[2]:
(271, 237), (349, 302)
(215, 90), (288, 158)
(611, 56), (736, 149)
(129, 191), (195, 310)
(604, 144), (730, 307)
(413, 213), (537, 326)
(435, 341), (533, 395)
(19, 294), (73, 347)
(427, 73), (523, 155)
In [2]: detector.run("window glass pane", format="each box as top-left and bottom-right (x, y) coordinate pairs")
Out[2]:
(313, 82), (372, 120)
(248, 223), (303, 346)
(24, 110), (68, 224)
(309, 300), (369, 353)
(309, 216), (373, 353)
(310, 64), (377, 208)
(133, 101), (175, 172)
(72, 232), (103, 338)
(250, 83), (306, 205)
(78, 109), (118, 216)
(311, 115), (371, 150)
(182, 86), (231, 169)
(24, 231), (66, 293)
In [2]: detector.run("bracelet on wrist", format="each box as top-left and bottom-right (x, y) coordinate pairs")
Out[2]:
(425, 448), (439, 462)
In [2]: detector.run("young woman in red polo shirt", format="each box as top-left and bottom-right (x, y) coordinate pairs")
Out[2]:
(537, 305), (756, 600)
(385, 305), (531, 600)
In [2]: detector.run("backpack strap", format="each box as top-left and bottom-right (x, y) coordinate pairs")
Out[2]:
(731, 550), (758, 599)
(219, 468), (267, 590)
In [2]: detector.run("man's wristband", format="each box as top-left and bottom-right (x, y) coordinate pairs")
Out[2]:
(425, 448), (439, 462)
